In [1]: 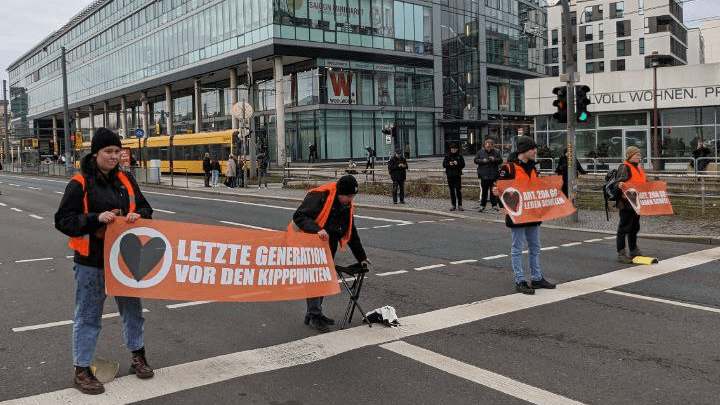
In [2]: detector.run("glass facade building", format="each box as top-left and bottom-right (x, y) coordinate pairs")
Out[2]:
(8, 0), (545, 160)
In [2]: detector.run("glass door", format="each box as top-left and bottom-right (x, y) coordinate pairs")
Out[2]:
(624, 129), (648, 161)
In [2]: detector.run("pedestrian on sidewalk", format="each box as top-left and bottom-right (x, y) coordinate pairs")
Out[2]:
(289, 175), (371, 333)
(225, 154), (237, 188)
(615, 146), (646, 263)
(443, 143), (465, 211)
(210, 156), (221, 187)
(493, 136), (555, 295)
(258, 152), (269, 189)
(202, 152), (211, 187)
(474, 138), (502, 212)
(54, 128), (155, 395)
(388, 149), (408, 204)
(308, 143), (317, 163)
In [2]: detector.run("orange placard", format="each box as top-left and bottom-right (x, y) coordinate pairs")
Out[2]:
(619, 181), (674, 216)
(496, 175), (576, 224)
(103, 219), (340, 302)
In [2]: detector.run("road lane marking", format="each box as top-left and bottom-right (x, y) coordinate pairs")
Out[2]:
(65, 255), (74, 259)
(6, 246), (720, 404)
(415, 264), (445, 271)
(450, 259), (477, 265)
(540, 246), (558, 251)
(219, 221), (274, 231)
(166, 301), (212, 309)
(561, 242), (582, 247)
(0, 203), (6, 206)
(418, 220), (435, 223)
(12, 310), (150, 332)
(28, 187), (41, 190)
(54, 191), (63, 194)
(9, 184), (21, 187)
(376, 270), (408, 276)
(381, 341), (586, 405)
(373, 225), (392, 229)
(355, 214), (412, 225)
(583, 238), (604, 243)
(483, 254), (507, 260)
(440, 218), (455, 221)
(356, 227), (369, 230)
(15, 258), (53, 263)
(605, 290), (720, 314)
(153, 208), (176, 214)
(29, 214), (43, 220)
(11, 208), (22, 212)
(604, 236), (616, 240)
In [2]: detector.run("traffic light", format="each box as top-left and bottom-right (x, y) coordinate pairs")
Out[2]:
(552, 86), (567, 123)
(575, 85), (591, 123)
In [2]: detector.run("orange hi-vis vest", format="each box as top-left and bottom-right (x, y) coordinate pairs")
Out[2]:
(508, 162), (538, 180)
(287, 182), (354, 250)
(623, 161), (647, 185)
(68, 172), (136, 256)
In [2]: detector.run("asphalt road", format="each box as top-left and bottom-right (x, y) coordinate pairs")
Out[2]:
(1, 173), (719, 405)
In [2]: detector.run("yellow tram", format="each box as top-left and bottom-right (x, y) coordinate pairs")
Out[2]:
(80, 129), (238, 174)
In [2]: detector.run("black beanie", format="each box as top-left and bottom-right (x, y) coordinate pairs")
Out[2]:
(516, 136), (537, 154)
(336, 175), (359, 196)
(91, 127), (122, 154)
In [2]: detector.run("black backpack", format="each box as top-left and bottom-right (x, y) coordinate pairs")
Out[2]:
(603, 167), (622, 220)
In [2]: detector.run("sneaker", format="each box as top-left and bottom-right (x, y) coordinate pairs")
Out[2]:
(304, 314), (335, 326)
(129, 347), (154, 379)
(531, 278), (556, 289)
(515, 281), (535, 295)
(73, 366), (105, 395)
(492, 206), (500, 212)
(309, 316), (330, 333)
(400, 201), (405, 204)
(478, 206), (485, 212)
(393, 202), (398, 205)
(629, 247), (643, 258)
(450, 206), (456, 211)
(458, 206), (464, 211)
(617, 249), (634, 264)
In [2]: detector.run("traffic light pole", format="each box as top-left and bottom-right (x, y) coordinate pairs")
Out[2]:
(561, 0), (578, 222)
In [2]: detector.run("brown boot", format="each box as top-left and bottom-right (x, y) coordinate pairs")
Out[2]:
(629, 247), (643, 258)
(73, 366), (105, 395)
(617, 249), (633, 264)
(130, 347), (154, 379)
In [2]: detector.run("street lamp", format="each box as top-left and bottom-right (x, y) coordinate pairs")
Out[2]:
(651, 50), (669, 171)
(499, 105), (506, 157)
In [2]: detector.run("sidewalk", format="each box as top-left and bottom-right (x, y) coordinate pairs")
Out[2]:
(155, 174), (720, 245)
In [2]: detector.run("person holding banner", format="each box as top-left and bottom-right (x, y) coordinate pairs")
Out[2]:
(492, 136), (556, 295)
(615, 146), (646, 264)
(291, 175), (371, 333)
(55, 128), (155, 395)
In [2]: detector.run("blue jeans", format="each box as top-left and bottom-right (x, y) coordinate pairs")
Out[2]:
(211, 170), (219, 186)
(73, 264), (145, 367)
(510, 226), (542, 284)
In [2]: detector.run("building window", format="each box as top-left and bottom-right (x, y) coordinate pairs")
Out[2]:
(611, 59), (625, 71)
(616, 20), (630, 37)
(584, 25), (593, 41)
(552, 29), (558, 45)
(551, 48), (559, 63)
(599, 23), (604, 40)
(617, 40), (625, 56)
(611, 2), (624, 19)
(585, 6), (593, 22)
(638, 0), (644, 15)
(586, 62), (594, 73)
(586, 44), (593, 59)
(639, 37), (645, 54)
(599, 61), (605, 72)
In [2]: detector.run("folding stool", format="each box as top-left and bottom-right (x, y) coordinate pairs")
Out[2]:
(335, 263), (371, 329)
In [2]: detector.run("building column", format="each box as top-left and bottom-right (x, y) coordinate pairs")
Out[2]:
(229, 68), (239, 130)
(103, 101), (109, 128)
(165, 85), (174, 136)
(274, 57), (286, 167)
(141, 91), (149, 138)
(88, 106), (95, 136)
(74, 111), (82, 148)
(194, 79), (202, 134)
(52, 116), (58, 155)
(120, 96), (127, 138)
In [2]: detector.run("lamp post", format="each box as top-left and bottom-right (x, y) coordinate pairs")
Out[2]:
(650, 51), (667, 171)
(499, 105), (506, 157)
(61, 46), (72, 170)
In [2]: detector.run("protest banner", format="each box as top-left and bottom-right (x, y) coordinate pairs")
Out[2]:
(103, 219), (340, 302)
(619, 181), (674, 216)
(496, 175), (575, 224)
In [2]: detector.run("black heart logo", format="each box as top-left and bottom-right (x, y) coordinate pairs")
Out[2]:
(503, 190), (521, 214)
(625, 189), (639, 209)
(119, 234), (166, 282)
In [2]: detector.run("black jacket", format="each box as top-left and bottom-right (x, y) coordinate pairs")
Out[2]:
(498, 153), (541, 228)
(388, 155), (408, 182)
(474, 148), (503, 180)
(443, 152), (465, 177)
(292, 190), (367, 261)
(202, 157), (211, 173)
(55, 154), (153, 267)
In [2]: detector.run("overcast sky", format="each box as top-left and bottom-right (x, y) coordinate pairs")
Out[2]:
(0, 0), (718, 90)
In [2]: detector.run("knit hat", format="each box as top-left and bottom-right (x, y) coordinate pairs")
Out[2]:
(336, 175), (359, 196)
(516, 136), (537, 154)
(91, 127), (122, 154)
(625, 146), (641, 160)
(484, 138), (495, 146)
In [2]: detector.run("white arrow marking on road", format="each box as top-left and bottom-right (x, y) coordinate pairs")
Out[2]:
(5, 247), (720, 404)
(153, 208), (176, 214)
(12, 309), (150, 332)
(382, 341), (586, 405)
(415, 264), (445, 271)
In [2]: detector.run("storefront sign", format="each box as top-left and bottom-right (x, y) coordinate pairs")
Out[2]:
(327, 71), (356, 104)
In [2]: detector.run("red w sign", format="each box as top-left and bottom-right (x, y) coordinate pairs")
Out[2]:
(328, 71), (355, 104)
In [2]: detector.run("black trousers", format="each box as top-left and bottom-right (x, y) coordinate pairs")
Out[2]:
(448, 175), (462, 207)
(204, 171), (211, 187)
(479, 179), (498, 207)
(392, 179), (405, 203)
(616, 207), (640, 251)
(307, 241), (339, 318)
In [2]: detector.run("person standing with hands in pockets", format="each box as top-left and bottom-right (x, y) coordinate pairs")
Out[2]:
(474, 138), (503, 212)
(388, 149), (408, 204)
(443, 143), (465, 211)
(55, 128), (154, 395)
